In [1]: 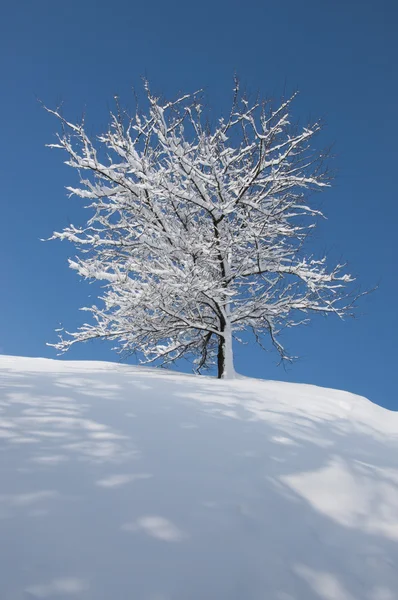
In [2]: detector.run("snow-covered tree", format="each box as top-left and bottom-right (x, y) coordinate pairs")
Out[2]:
(47, 81), (357, 378)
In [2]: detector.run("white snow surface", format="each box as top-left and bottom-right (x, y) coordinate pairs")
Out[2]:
(1, 355), (398, 600)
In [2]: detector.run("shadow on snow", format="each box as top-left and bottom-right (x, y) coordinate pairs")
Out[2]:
(0, 360), (397, 600)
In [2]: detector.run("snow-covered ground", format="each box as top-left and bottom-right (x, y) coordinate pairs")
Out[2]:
(1, 356), (398, 600)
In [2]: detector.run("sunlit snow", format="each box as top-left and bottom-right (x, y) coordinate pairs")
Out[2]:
(1, 355), (398, 600)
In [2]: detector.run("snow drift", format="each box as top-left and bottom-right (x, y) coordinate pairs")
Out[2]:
(1, 355), (398, 600)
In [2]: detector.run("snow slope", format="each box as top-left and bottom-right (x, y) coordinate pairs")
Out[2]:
(1, 356), (398, 600)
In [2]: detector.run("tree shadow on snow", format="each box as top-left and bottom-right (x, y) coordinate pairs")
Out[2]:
(0, 361), (397, 600)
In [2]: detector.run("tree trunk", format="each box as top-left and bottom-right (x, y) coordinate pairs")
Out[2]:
(217, 320), (235, 379)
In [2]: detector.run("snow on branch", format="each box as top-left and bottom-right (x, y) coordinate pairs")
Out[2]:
(45, 81), (361, 378)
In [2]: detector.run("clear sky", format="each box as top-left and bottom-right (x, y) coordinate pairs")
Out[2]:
(0, 0), (397, 409)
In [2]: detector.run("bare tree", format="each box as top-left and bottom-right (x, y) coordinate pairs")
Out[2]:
(47, 81), (357, 378)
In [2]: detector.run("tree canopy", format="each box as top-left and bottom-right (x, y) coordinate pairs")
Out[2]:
(47, 81), (357, 378)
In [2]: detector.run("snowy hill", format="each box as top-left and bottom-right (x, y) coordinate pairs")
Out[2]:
(1, 356), (398, 600)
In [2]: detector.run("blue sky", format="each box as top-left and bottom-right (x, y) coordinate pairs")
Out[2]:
(0, 0), (397, 409)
